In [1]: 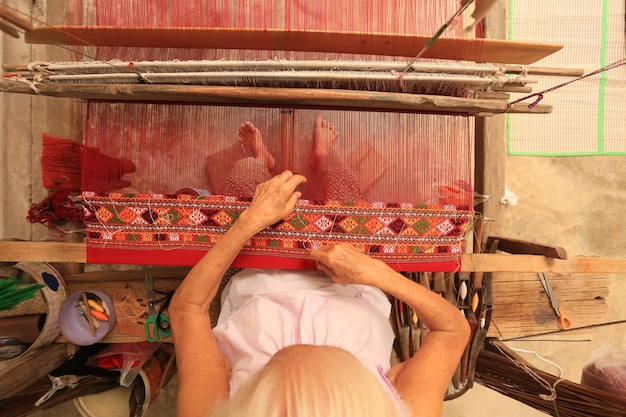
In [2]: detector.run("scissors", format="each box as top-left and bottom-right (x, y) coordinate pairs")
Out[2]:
(537, 273), (572, 330)
(144, 274), (172, 342)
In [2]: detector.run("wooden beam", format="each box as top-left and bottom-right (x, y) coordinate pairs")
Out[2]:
(461, 254), (626, 274)
(473, 0), (508, 248)
(0, 82), (552, 116)
(24, 26), (562, 65)
(487, 272), (608, 339)
(0, 241), (85, 262)
(2, 241), (625, 273)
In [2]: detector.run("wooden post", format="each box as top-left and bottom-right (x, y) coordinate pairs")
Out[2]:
(473, 0), (509, 250)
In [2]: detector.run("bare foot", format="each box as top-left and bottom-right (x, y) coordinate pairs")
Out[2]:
(311, 117), (338, 171)
(238, 121), (275, 172)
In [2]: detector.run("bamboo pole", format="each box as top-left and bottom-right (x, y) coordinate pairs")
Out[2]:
(503, 65), (585, 77)
(0, 19), (20, 38)
(3, 60), (584, 78)
(0, 3), (33, 33)
(43, 71), (511, 86)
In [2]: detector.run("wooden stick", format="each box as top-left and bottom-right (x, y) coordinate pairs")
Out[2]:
(43, 71), (510, 87)
(0, 3), (32, 32)
(504, 65), (585, 77)
(508, 103), (552, 113)
(0, 19), (20, 38)
(1, 64), (29, 72)
(1, 241), (625, 273)
(476, 92), (509, 100)
(465, 0), (500, 31)
(78, 300), (100, 329)
(20, 59), (505, 74)
(0, 82), (551, 115)
(81, 292), (97, 337)
(24, 26), (562, 65)
(491, 85), (533, 93)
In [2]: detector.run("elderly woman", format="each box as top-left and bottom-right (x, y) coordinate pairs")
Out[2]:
(170, 121), (470, 417)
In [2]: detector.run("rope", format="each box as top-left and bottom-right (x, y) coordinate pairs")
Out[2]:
(509, 58), (626, 108)
(493, 342), (564, 417)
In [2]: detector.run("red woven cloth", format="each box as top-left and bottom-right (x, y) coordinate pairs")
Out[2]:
(83, 192), (472, 271)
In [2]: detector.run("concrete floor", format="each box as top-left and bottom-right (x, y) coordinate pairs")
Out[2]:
(2, 1), (625, 416)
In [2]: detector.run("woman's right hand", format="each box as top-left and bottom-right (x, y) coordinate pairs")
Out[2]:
(308, 244), (387, 287)
(244, 170), (307, 233)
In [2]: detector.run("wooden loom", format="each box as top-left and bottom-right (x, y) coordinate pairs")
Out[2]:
(3, 28), (565, 116)
(0, 1), (584, 272)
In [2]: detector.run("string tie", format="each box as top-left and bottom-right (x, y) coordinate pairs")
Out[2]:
(510, 58), (626, 108)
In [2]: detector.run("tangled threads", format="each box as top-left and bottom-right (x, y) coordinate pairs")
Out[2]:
(27, 189), (85, 235)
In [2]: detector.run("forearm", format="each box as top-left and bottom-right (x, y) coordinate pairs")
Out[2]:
(371, 263), (468, 336)
(381, 264), (470, 416)
(309, 243), (468, 335)
(169, 214), (262, 417)
(309, 244), (469, 416)
(170, 211), (262, 315)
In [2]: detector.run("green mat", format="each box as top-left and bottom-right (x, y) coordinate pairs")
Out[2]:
(507, 0), (626, 156)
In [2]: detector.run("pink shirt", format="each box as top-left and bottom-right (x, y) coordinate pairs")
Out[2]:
(213, 269), (396, 395)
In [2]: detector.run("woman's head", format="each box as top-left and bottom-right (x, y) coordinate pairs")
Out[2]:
(209, 344), (400, 417)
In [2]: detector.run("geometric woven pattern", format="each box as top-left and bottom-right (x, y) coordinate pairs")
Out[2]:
(82, 192), (473, 271)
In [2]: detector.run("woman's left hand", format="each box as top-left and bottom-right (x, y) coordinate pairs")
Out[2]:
(308, 243), (387, 287)
(245, 170), (307, 232)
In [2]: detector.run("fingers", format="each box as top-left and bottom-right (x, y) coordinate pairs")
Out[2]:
(277, 170), (307, 189)
(309, 250), (336, 280)
(314, 261), (334, 278)
(308, 245), (333, 262)
(260, 170), (306, 194)
(253, 171), (306, 199)
(286, 191), (303, 210)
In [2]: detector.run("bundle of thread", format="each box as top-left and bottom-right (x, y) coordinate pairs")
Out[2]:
(27, 189), (84, 237)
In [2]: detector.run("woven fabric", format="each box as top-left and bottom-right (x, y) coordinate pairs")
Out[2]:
(82, 192), (472, 271)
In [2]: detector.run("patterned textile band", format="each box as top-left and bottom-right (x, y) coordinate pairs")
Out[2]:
(82, 192), (473, 272)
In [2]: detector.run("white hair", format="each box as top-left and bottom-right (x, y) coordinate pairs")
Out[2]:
(208, 345), (401, 417)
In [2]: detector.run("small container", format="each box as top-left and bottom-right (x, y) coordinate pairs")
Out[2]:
(59, 290), (116, 346)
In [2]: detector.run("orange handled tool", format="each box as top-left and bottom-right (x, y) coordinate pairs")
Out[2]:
(538, 273), (572, 330)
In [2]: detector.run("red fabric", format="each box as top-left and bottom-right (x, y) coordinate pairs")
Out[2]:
(86, 247), (461, 272)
